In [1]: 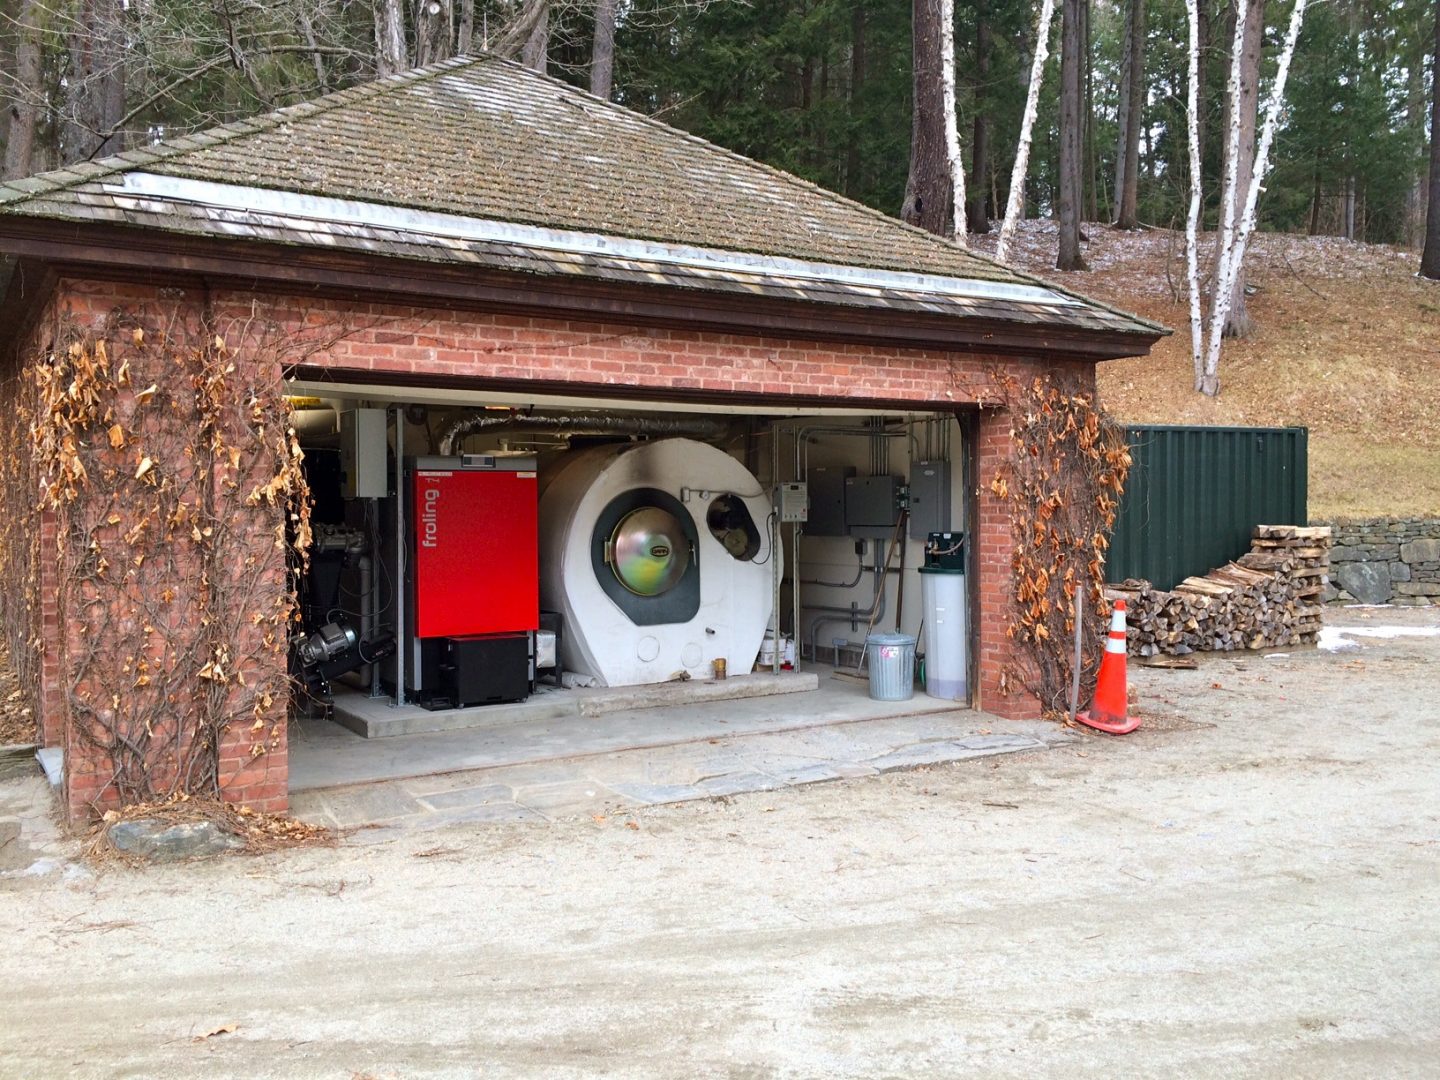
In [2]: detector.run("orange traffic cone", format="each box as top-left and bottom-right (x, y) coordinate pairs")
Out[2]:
(1076, 599), (1141, 735)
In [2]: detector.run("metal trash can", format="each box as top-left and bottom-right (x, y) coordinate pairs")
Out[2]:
(865, 632), (917, 702)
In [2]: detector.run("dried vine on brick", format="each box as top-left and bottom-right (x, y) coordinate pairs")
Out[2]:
(27, 309), (310, 811)
(988, 370), (1131, 717)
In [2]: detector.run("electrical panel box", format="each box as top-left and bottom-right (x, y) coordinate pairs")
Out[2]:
(908, 460), (952, 540)
(774, 483), (809, 524)
(845, 475), (905, 539)
(806, 465), (854, 535)
(339, 408), (388, 499)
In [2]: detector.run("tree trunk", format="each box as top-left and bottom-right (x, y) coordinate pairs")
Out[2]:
(63, 0), (128, 164)
(846, 5), (867, 198)
(521, 1), (550, 74)
(458, 0), (475, 54)
(1114, 0), (1145, 228)
(374, 0), (408, 76)
(3, 0), (43, 180)
(1056, 0), (1087, 270)
(1219, 0), (1264, 339)
(415, 0), (455, 66)
(941, 0), (966, 244)
(590, 0), (617, 99)
(1082, 0), (1098, 222)
(903, 0), (951, 235)
(1422, 0), (1440, 279)
(966, 15), (992, 234)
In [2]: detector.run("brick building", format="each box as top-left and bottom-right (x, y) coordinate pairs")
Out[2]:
(0, 56), (1162, 820)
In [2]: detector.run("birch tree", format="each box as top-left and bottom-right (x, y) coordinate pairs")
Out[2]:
(1191, 0), (1312, 396)
(1220, 0), (1267, 337)
(996, 0), (1057, 263)
(941, 0), (966, 245)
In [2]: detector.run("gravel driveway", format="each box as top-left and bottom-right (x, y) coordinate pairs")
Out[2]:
(2, 606), (1437, 1079)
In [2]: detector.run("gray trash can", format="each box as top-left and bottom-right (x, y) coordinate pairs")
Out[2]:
(865, 632), (917, 702)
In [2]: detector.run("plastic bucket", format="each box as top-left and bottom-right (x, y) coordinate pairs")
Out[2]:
(865, 632), (917, 701)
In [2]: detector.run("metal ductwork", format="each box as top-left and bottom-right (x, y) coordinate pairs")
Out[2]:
(439, 411), (731, 456)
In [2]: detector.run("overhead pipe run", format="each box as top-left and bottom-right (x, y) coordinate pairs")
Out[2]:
(439, 411), (731, 456)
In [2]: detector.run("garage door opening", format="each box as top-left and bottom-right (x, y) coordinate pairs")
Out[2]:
(285, 382), (978, 792)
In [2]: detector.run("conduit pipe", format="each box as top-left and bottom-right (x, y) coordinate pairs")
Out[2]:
(439, 411), (730, 456)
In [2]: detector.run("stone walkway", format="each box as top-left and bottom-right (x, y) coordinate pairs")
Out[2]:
(290, 712), (1071, 830)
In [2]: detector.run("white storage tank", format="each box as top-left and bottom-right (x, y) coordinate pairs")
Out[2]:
(920, 565), (968, 700)
(538, 438), (777, 687)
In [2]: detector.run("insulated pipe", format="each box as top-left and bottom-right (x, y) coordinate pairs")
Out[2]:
(439, 411), (730, 456)
(357, 554), (374, 686)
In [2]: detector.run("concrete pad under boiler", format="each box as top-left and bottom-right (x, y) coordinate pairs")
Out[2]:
(331, 670), (821, 739)
(290, 675), (965, 794)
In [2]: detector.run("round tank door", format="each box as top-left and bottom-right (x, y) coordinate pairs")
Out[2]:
(611, 506), (691, 595)
(592, 488), (701, 626)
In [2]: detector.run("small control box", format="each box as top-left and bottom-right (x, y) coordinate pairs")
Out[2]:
(774, 483), (809, 524)
(340, 407), (388, 499)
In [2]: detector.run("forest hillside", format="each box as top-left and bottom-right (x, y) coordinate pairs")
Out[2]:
(975, 221), (1440, 519)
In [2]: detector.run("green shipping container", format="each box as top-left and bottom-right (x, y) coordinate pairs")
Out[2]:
(1106, 425), (1308, 591)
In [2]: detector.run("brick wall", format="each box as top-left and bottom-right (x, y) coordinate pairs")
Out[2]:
(33, 281), (292, 819)
(24, 275), (1093, 815)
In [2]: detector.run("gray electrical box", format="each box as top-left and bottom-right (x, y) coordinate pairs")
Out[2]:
(908, 460), (952, 539)
(774, 483), (809, 524)
(806, 465), (854, 535)
(339, 408), (388, 499)
(845, 475), (905, 538)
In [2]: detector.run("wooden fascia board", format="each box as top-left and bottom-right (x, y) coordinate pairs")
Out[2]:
(0, 218), (1163, 361)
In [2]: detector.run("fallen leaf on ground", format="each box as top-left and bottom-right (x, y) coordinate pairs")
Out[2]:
(193, 1024), (237, 1043)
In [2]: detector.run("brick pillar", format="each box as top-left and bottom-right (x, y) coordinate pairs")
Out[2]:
(973, 406), (1042, 720)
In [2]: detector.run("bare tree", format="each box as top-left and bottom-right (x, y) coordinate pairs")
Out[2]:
(941, 0), (966, 245)
(374, 0), (409, 75)
(996, 0), (1057, 262)
(1193, 0), (1310, 395)
(903, 0), (951, 235)
(521, 0), (551, 73)
(62, 0), (128, 163)
(1114, 0), (1146, 229)
(414, 0), (456, 66)
(966, 14), (992, 235)
(591, 0), (618, 99)
(1422, 0), (1440, 280)
(3, 0), (44, 180)
(1056, 0), (1087, 270)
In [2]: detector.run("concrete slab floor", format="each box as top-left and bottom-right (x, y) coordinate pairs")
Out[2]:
(290, 710), (1069, 830)
(290, 672), (965, 793)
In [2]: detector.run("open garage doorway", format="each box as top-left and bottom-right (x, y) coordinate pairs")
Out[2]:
(283, 375), (981, 800)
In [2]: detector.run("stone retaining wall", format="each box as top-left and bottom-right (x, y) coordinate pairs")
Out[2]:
(1322, 517), (1440, 606)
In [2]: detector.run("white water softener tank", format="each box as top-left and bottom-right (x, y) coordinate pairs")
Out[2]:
(538, 439), (777, 687)
(919, 532), (967, 700)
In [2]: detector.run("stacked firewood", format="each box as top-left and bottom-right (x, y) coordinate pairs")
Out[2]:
(1106, 525), (1332, 656)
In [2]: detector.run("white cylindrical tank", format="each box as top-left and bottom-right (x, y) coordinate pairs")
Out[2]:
(920, 567), (967, 700)
(538, 439), (777, 687)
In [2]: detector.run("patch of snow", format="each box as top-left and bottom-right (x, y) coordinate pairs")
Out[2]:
(1317, 626), (1440, 652)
